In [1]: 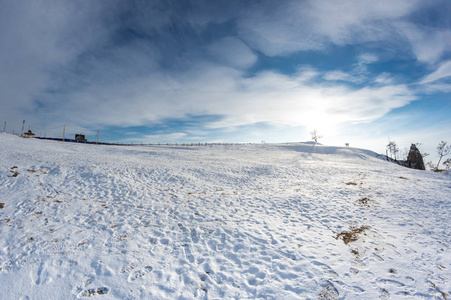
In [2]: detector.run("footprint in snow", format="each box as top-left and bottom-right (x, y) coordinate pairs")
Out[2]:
(120, 263), (135, 274)
(30, 261), (51, 286)
(319, 281), (339, 300)
(379, 288), (390, 299)
(183, 244), (195, 263)
(77, 287), (109, 297)
(128, 266), (153, 282)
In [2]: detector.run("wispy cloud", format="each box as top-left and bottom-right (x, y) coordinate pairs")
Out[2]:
(207, 37), (257, 69)
(237, 0), (423, 56)
(396, 22), (451, 64)
(323, 71), (361, 83)
(420, 60), (451, 84)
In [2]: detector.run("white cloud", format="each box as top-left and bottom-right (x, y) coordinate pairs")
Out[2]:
(237, 0), (423, 56)
(143, 132), (187, 142)
(323, 54), (380, 84)
(46, 64), (416, 136)
(358, 53), (379, 64)
(323, 70), (361, 83)
(0, 0), (438, 141)
(395, 22), (451, 64)
(0, 0), (120, 130)
(235, 0), (451, 68)
(420, 60), (451, 84)
(374, 73), (394, 85)
(207, 37), (257, 69)
(421, 83), (451, 93)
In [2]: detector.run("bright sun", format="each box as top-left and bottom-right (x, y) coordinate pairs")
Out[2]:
(305, 111), (339, 142)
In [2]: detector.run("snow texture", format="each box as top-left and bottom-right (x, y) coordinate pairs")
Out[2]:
(0, 133), (450, 299)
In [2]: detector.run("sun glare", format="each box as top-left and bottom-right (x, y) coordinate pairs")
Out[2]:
(305, 111), (339, 142)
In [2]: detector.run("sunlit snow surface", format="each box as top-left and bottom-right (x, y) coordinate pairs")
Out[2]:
(0, 133), (450, 299)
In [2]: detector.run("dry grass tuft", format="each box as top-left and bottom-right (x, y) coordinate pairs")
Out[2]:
(336, 225), (371, 245)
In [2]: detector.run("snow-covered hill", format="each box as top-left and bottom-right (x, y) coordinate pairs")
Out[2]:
(0, 133), (450, 299)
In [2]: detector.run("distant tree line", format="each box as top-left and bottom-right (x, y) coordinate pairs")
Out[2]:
(386, 140), (451, 171)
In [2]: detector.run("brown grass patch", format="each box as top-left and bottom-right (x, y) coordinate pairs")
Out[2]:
(355, 197), (375, 207)
(336, 225), (371, 245)
(345, 182), (357, 185)
(9, 166), (19, 177)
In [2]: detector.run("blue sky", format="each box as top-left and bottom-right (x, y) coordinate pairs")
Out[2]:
(1, 0), (450, 160)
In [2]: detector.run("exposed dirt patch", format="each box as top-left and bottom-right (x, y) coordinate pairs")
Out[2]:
(25, 168), (47, 174)
(0, 203), (4, 209)
(399, 176), (408, 180)
(389, 268), (397, 274)
(355, 197), (375, 207)
(336, 225), (371, 245)
(9, 167), (19, 177)
(345, 182), (357, 185)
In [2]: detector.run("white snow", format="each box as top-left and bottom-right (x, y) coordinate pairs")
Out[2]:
(0, 133), (450, 299)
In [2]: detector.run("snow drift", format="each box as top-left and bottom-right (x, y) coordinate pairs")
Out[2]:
(0, 133), (450, 299)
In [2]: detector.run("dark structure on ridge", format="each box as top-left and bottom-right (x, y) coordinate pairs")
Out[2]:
(406, 144), (425, 170)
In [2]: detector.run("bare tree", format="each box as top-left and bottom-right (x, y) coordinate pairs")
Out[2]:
(310, 129), (323, 143)
(443, 158), (451, 170)
(425, 161), (435, 170)
(386, 141), (393, 158)
(436, 141), (451, 169)
(386, 140), (399, 160)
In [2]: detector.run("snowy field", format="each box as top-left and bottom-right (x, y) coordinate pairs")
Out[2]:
(0, 133), (450, 299)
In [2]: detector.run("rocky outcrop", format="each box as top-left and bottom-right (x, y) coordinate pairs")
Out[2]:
(406, 144), (425, 170)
